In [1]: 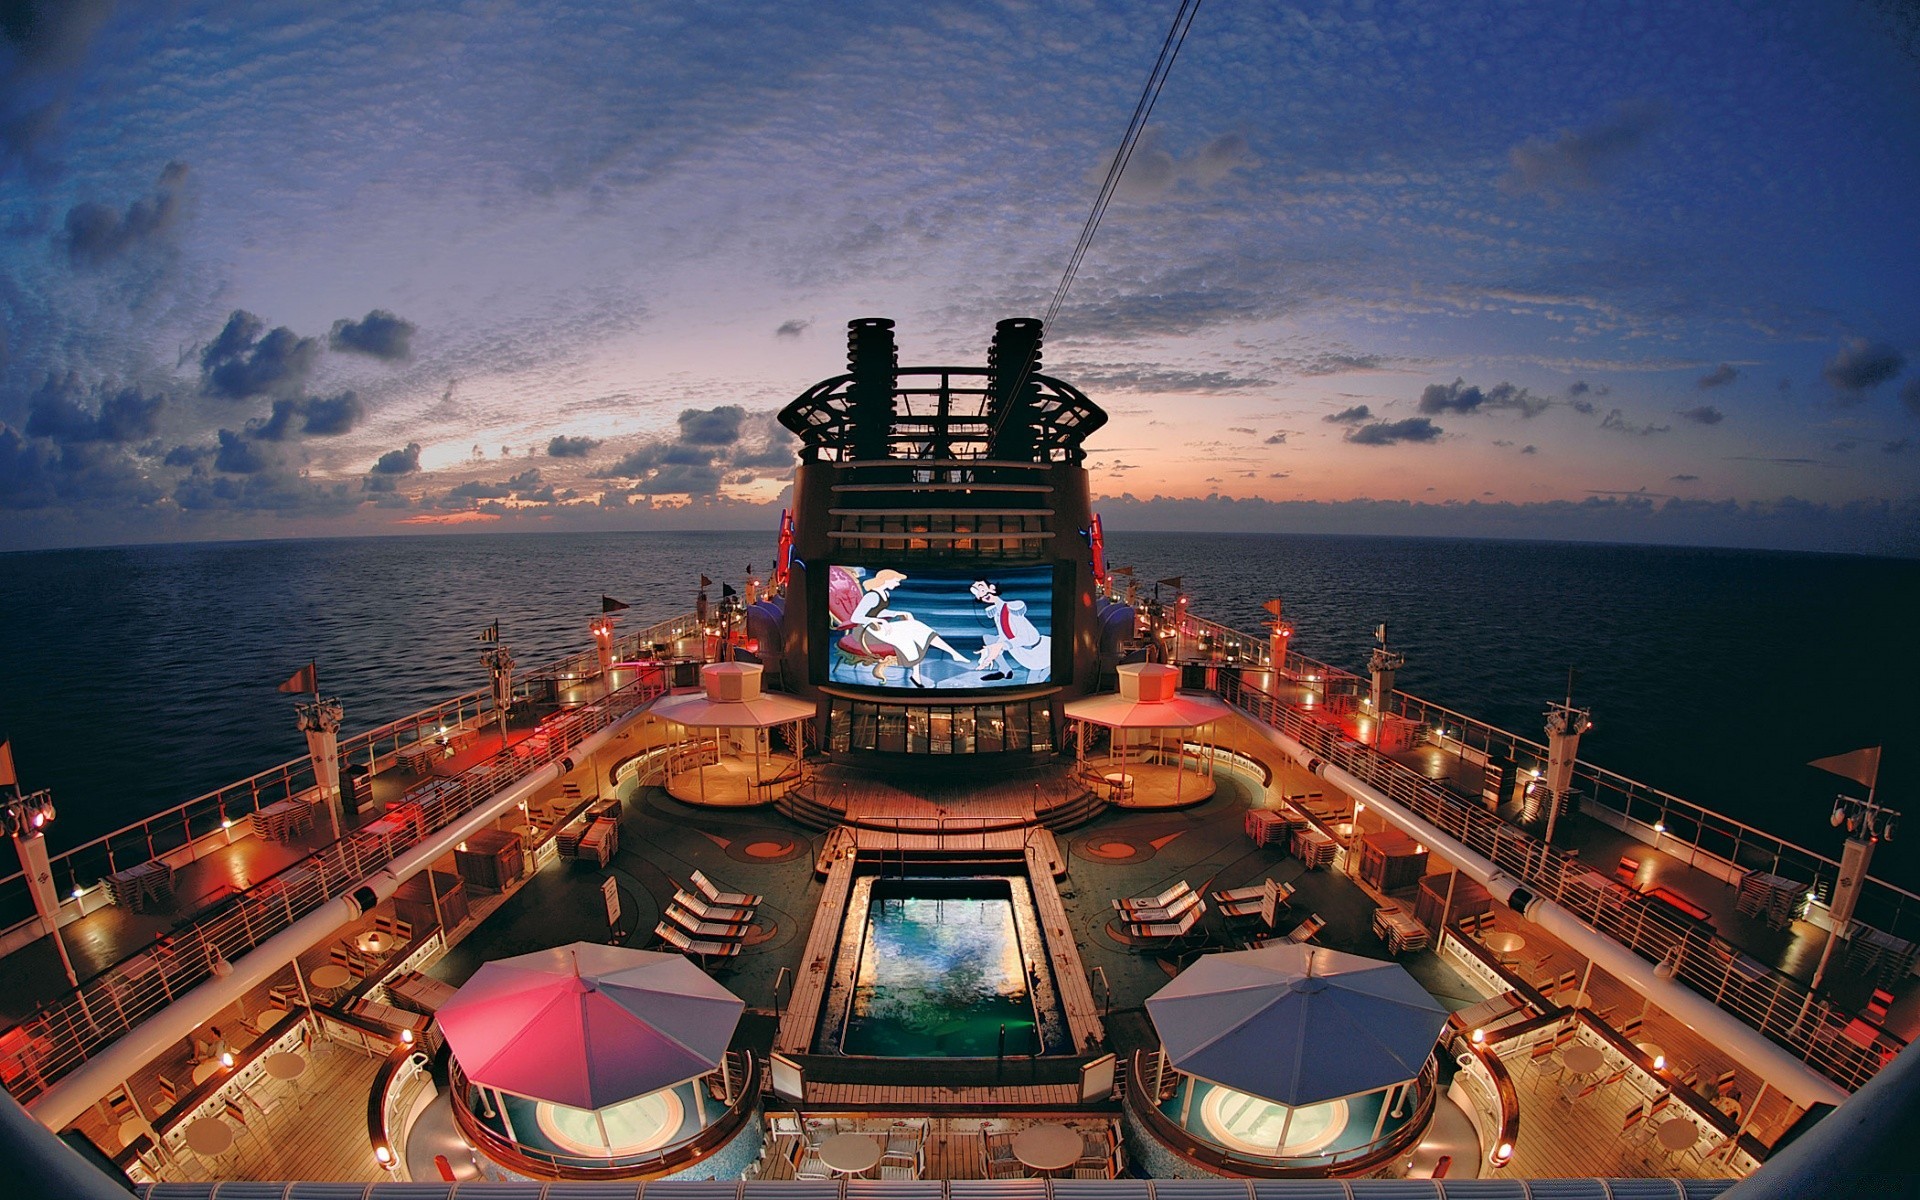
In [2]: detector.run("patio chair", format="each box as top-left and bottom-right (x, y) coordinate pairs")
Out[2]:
(1074, 1126), (1120, 1178)
(1113, 881), (1191, 915)
(1126, 903), (1205, 941)
(1215, 880), (1295, 917)
(691, 869), (761, 908)
(882, 1118), (927, 1172)
(1712, 1068), (1737, 1097)
(1284, 913), (1325, 943)
(663, 904), (751, 940)
(1119, 889), (1201, 925)
(980, 1127), (1023, 1179)
(674, 887), (756, 923)
(794, 1146), (833, 1179)
(152, 1073), (179, 1114)
(1865, 987), (1895, 1025)
(655, 922), (741, 960)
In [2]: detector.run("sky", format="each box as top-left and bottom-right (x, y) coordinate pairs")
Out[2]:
(1, 0), (1917, 555)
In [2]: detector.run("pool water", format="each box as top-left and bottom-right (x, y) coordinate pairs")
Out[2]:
(841, 887), (1042, 1057)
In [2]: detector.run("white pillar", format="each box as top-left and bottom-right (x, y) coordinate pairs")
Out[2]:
(1542, 701), (1591, 845)
(297, 698), (345, 840)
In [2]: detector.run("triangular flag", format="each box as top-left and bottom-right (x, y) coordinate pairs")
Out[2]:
(600, 595), (630, 613)
(1263, 598), (1284, 617)
(476, 620), (499, 643)
(722, 583), (738, 598)
(699, 574), (713, 588)
(1810, 747), (1881, 791)
(1110, 565), (1134, 576)
(1157, 575), (1183, 589)
(276, 662), (317, 694)
(0, 740), (16, 790)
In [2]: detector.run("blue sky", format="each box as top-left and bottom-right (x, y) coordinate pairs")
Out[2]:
(1, 0), (1916, 553)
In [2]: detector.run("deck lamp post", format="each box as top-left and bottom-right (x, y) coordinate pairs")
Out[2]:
(1807, 747), (1896, 994)
(1, 776), (82, 990)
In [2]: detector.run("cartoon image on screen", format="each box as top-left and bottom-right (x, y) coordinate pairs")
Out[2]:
(825, 565), (1053, 689)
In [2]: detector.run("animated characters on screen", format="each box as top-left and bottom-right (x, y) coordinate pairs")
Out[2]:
(971, 579), (1051, 681)
(825, 565), (1053, 689)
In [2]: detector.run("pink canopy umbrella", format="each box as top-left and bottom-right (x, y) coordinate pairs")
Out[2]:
(435, 942), (744, 1109)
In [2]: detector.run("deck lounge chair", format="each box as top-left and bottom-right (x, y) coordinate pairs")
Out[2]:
(1113, 881), (1191, 915)
(1284, 913), (1325, 943)
(1119, 889), (1201, 925)
(655, 922), (741, 960)
(673, 888), (755, 923)
(691, 869), (761, 908)
(1126, 903), (1205, 941)
(1216, 880), (1295, 918)
(663, 904), (751, 940)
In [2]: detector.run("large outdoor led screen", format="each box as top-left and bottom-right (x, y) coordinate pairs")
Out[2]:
(824, 564), (1054, 689)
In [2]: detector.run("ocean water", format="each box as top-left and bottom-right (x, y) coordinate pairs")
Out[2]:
(0, 530), (1913, 889)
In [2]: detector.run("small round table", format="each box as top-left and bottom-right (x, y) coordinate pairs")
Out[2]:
(1636, 1041), (1668, 1071)
(310, 964), (352, 991)
(356, 931), (390, 955)
(183, 1116), (234, 1158)
(190, 1058), (223, 1084)
(1656, 1117), (1698, 1154)
(1560, 1043), (1604, 1078)
(1013, 1123), (1084, 1175)
(264, 1051), (307, 1082)
(117, 1115), (153, 1149)
(1482, 930), (1526, 956)
(820, 1133), (883, 1176)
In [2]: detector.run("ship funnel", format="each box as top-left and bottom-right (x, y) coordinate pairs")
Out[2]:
(987, 317), (1044, 462)
(846, 317), (897, 461)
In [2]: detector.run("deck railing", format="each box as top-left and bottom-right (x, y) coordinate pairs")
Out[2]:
(1214, 672), (1905, 1093)
(0, 610), (706, 940)
(0, 668), (668, 1107)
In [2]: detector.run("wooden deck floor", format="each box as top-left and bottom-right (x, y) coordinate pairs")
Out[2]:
(752, 1115), (1119, 1181)
(776, 850), (860, 1054)
(1499, 1044), (1737, 1180)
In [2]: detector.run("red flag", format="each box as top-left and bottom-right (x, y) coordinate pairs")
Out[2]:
(1810, 747), (1881, 790)
(1263, 598), (1284, 617)
(699, 575), (713, 588)
(0, 740), (16, 790)
(276, 663), (317, 694)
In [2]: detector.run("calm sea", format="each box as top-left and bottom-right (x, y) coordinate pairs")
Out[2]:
(0, 531), (1913, 889)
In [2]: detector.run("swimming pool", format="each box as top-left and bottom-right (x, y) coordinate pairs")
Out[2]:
(821, 874), (1067, 1057)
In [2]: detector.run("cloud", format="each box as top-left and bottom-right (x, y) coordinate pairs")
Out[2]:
(1600, 408), (1670, 436)
(1346, 417), (1442, 446)
(1678, 405), (1724, 425)
(199, 311), (320, 399)
(1696, 364), (1738, 390)
(371, 442), (421, 475)
(23, 376), (165, 443)
(1567, 381), (1591, 397)
(1418, 378), (1550, 419)
(1, 0), (116, 177)
(1904, 379), (1920, 418)
(1505, 99), (1666, 197)
(60, 162), (189, 266)
(1885, 439), (1909, 455)
(775, 319), (809, 338)
(547, 434), (601, 457)
(1265, 432), (1287, 444)
(1521, 444), (1537, 454)
(213, 428), (281, 474)
(1670, 474), (1700, 482)
(1063, 364), (1271, 393)
(677, 404), (747, 445)
(299, 391), (366, 436)
(1324, 404), (1372, 424)
(1822, 338), (1905, 400)
(328, 309), (416, 360)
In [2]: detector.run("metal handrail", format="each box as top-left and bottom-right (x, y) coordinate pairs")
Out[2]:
(1214, 672), (1904, 1092)
(0, 670), (668, 1104)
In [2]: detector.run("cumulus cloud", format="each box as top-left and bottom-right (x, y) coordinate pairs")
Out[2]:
(60, 162), (189, 266)
(595, 406), (792, 496)
(1696, 364), (1738, 390)
(677, 405), (746, 445)
(200, 311), (320, 399)
(1678, 405), (1724, 425)
(300, 391), (366, 436)
(1346, 417), (1442, 446)
(1505, 99), (1666, 197)
(23, 375), (165, 443)
(213, 428), (280, 474)
(328, 309), (416, 360)
(371, 442), (421, 475)
(1, 0), (116, 177)
(1265, 432), (1288, 444)
(775, 319), (809, 338)
(1822, 338), (1905, 400)
(1600, 408), (1671, 436)
(1417, 378), (1550, 419)
(547, 434), (601, 457)
(1324, 404), (1371, 424)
